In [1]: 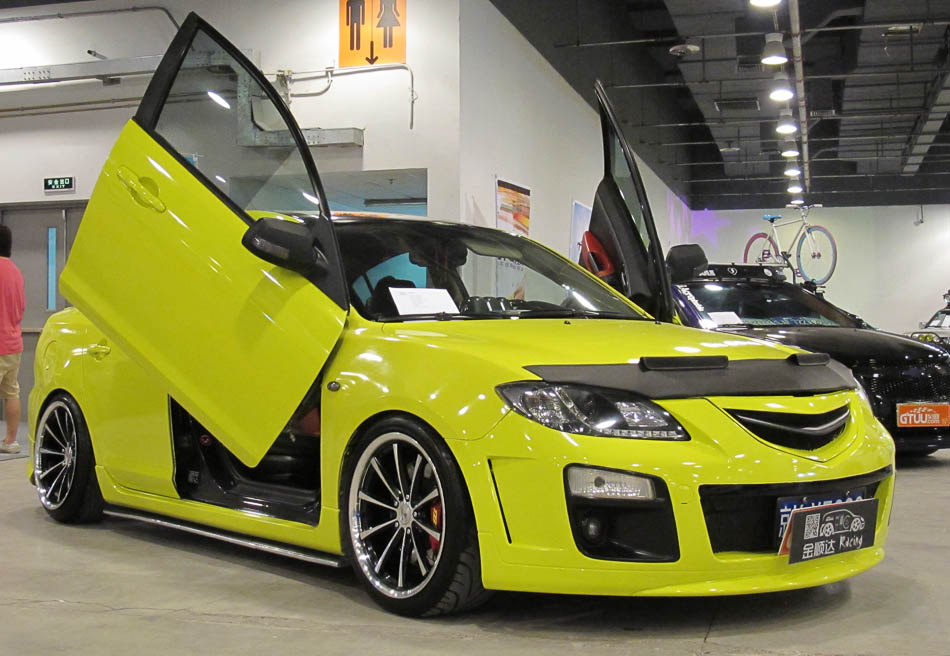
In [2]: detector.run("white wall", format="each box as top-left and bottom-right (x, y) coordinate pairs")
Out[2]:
(669, 203), (950, 334)
(0, 0), (461, 218)
(458, 0), (599, 253)
(458, 0), (688, 259)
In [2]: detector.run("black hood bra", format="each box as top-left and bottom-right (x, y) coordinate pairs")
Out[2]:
(525, 353), (858, 400)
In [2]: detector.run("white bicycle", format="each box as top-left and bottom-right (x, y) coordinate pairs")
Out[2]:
(743, 205), (837, 285)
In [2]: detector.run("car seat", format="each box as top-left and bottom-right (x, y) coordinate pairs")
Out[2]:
(366, 276), (417, 318)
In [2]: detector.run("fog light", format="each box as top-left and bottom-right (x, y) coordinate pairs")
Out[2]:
(567, 466), (656, 500)
(580, 514), (605, 543)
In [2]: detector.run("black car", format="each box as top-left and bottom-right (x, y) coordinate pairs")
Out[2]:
(666, 245), (950, 455)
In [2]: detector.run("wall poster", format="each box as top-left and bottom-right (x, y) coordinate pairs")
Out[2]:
(494, 178), (530, 299)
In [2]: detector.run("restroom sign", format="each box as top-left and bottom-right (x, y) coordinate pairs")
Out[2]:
(339, 0), (406, 67)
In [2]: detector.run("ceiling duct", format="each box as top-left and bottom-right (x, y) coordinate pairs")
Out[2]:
(903, 77), (950, 174)
(736, 55), (765, 73)
(714, 97), (761, 113)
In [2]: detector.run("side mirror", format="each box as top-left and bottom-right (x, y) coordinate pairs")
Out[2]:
(666, 244), (708, 284)
(920, 321), (927, 329)
(242, 217), (328, 277)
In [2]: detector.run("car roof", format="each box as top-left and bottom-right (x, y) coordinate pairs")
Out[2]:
(679, 263), (788, 284)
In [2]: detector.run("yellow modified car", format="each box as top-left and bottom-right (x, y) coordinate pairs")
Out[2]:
(28, 13), (894, 617)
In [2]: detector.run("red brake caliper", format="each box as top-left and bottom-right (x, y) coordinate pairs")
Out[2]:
(429, 502), (443, 551)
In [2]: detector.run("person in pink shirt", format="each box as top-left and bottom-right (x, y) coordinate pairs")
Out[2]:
(0, 225), (25, 454)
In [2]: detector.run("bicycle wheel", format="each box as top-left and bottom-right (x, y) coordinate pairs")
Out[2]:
(796, 225), (837, 284)
(743, 232), (781, 265)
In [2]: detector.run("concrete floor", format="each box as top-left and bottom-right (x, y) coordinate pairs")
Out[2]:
(1, 454), (948, 656)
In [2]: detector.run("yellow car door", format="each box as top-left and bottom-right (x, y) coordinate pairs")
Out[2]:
(60, 13), (348, 467)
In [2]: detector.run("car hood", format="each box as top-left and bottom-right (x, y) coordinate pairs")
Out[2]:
(384, 318), (798, 367)
(726, 326), (948, 367)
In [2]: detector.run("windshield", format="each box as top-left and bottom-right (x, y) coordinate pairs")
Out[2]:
(926, 311), (950, 328)
(335, 220), (647, 321)
(680, 281), (859, 328)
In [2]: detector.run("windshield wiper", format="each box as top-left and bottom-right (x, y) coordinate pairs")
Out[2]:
(513, 308), (645, 320)
(376, 312), (505, 322)
(376, 309), (645, 322)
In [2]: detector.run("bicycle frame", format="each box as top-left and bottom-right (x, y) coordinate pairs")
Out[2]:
(766, 210), (822, 279)
(767, 212), (817, 258)
(745, 205), (837, 285)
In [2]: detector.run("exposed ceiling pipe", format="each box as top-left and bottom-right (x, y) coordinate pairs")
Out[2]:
(901, 28), (950, 174)
(789, 0), (811, 191)
(556, 19), (950, 49)
(289, 63), (417, 130)
(695, 185), (950, 198)
(0, 95), (143, 114)
(610, 70), (941, 91)
(0, 6), (178, 30)
(650, 134), (927, 147)
(624, 110), (936, 129)
(0, 101), (140, 119)
(674, 154), (925, 166)
(692, 170), (950, 184)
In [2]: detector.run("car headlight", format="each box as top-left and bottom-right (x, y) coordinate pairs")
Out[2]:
(496, 382), (689, 440)
(911, 331), (940, 343)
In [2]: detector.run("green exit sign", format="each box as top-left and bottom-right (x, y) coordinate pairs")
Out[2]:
(44, 176), (75, 192)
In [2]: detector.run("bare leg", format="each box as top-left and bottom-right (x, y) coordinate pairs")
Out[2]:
(4, 397), (19, 444)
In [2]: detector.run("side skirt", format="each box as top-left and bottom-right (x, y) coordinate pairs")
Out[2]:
(103, 506), (346, 568)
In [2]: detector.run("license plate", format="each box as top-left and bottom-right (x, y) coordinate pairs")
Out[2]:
(779, 498), (878, 564)
(775, 489), (866, 544)
(896, 402), (950, 428)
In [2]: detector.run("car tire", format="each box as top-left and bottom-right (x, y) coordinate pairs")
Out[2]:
(820, 522), (834, 537)
(33, 393), (103, 524)
(898, 447), (939, 457)
(340, 415), (492, 617)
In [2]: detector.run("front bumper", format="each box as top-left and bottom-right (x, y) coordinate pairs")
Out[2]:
(889, 427), (950, 453)
(851, 362), (950, 452)
(451, 392), (895, 597)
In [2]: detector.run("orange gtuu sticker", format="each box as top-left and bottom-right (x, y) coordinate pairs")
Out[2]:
(896, 403), (950, 427)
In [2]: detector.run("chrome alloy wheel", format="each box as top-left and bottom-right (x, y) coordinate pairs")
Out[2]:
(34, 400), (79, 511)
(348, 432), (446, 599)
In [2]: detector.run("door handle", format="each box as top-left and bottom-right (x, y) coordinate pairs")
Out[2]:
(117, 166), (166, 213)
(87, 342), (111, 359)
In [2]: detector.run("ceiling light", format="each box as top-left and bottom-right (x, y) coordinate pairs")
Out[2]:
(750, 0), (782, 7)
(790, 197), (805, 205)
(669, 43), (701, 57)
(784, 162), (802, 177)
(885, 24), (922, 36)
(769, 71), (794, 102)
(787, 180), (803, 194)
(781, 137), (800, 158)
(761, 33), (788, 65)
(776, 108), (797, 134)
